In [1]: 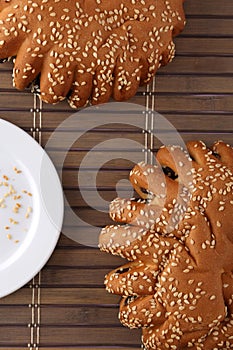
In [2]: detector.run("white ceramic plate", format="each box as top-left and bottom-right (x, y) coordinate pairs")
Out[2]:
(0, 119), (64, 298)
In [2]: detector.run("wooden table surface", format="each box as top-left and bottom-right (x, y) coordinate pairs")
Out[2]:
(0, 0), (232, 349)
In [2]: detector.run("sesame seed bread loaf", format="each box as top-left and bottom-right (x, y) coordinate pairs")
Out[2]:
(99, 141), (233, 350)
(0, 0), (185, 107)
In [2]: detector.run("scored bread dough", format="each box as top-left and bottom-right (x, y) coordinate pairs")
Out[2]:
(0, 0), (185, 107)
(99, 140), (233, 350)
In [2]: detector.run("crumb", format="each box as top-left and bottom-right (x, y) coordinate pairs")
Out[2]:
(13, 167), (22, 174)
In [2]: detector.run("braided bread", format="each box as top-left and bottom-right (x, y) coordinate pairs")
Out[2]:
(99, 141), (233, 350)
(0, 0), (185, 107)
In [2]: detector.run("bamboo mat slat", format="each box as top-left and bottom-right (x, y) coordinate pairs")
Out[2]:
(0, 348), (140, 350)
(160, 56), (233, 74)
(0, 0), (232, 349)
(40, 288), (121, 306)
(185, 0), (233, 16)
(39, 327), (141, 347)
(47, 248), (124, 268)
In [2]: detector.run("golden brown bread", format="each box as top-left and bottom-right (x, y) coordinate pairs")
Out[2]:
(99, 141), (233, 350)
(0, 0), (185, 107)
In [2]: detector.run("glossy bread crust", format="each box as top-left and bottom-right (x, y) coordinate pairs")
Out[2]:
(0, 0), (185, 107)
(99, 140), (233, 350)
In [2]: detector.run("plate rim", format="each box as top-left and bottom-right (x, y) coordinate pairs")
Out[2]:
(0, 119), (64, 298)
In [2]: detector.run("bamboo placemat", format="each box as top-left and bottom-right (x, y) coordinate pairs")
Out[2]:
(0, 0), (233, 349)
